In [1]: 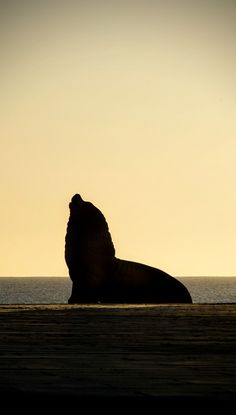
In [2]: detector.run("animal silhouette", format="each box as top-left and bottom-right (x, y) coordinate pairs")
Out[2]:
(65, 194), (192, 303)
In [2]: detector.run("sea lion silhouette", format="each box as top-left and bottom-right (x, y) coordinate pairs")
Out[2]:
(65, 194), (192, 303)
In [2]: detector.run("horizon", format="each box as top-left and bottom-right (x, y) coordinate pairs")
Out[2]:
(1, 1), (236, 277)
(0, 275), (236, 278)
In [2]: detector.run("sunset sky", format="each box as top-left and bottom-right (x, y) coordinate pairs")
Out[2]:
(1, 0), (236, 277)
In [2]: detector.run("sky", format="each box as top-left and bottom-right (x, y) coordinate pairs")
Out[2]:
(1, 0), (236, 277)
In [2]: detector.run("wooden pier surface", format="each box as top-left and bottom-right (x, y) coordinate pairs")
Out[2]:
(0, 304), (235, 407)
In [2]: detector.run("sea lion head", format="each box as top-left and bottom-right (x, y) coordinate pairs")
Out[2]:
(71, 193), (83, 204)
(69, 194), (84, 212)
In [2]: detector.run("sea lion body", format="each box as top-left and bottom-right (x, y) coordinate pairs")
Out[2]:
(65, 194), (192, 304)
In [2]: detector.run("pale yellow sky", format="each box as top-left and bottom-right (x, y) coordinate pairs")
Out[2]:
(1, 0), (236, 276)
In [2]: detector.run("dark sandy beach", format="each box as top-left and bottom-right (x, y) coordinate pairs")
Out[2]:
(0, 304), (235, 408)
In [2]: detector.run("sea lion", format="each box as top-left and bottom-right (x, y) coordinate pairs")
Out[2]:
(65, 194), (192, 303)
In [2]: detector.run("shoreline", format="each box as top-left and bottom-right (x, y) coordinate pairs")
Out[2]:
(0, 304), (235, 407)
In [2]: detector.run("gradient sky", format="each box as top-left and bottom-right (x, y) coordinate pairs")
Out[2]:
(1, 0), (236, 276)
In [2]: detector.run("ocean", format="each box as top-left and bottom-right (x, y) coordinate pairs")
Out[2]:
(0, 277), (235, 304)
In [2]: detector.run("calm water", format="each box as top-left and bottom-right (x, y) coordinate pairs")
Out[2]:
(0, 277), (235, 304)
